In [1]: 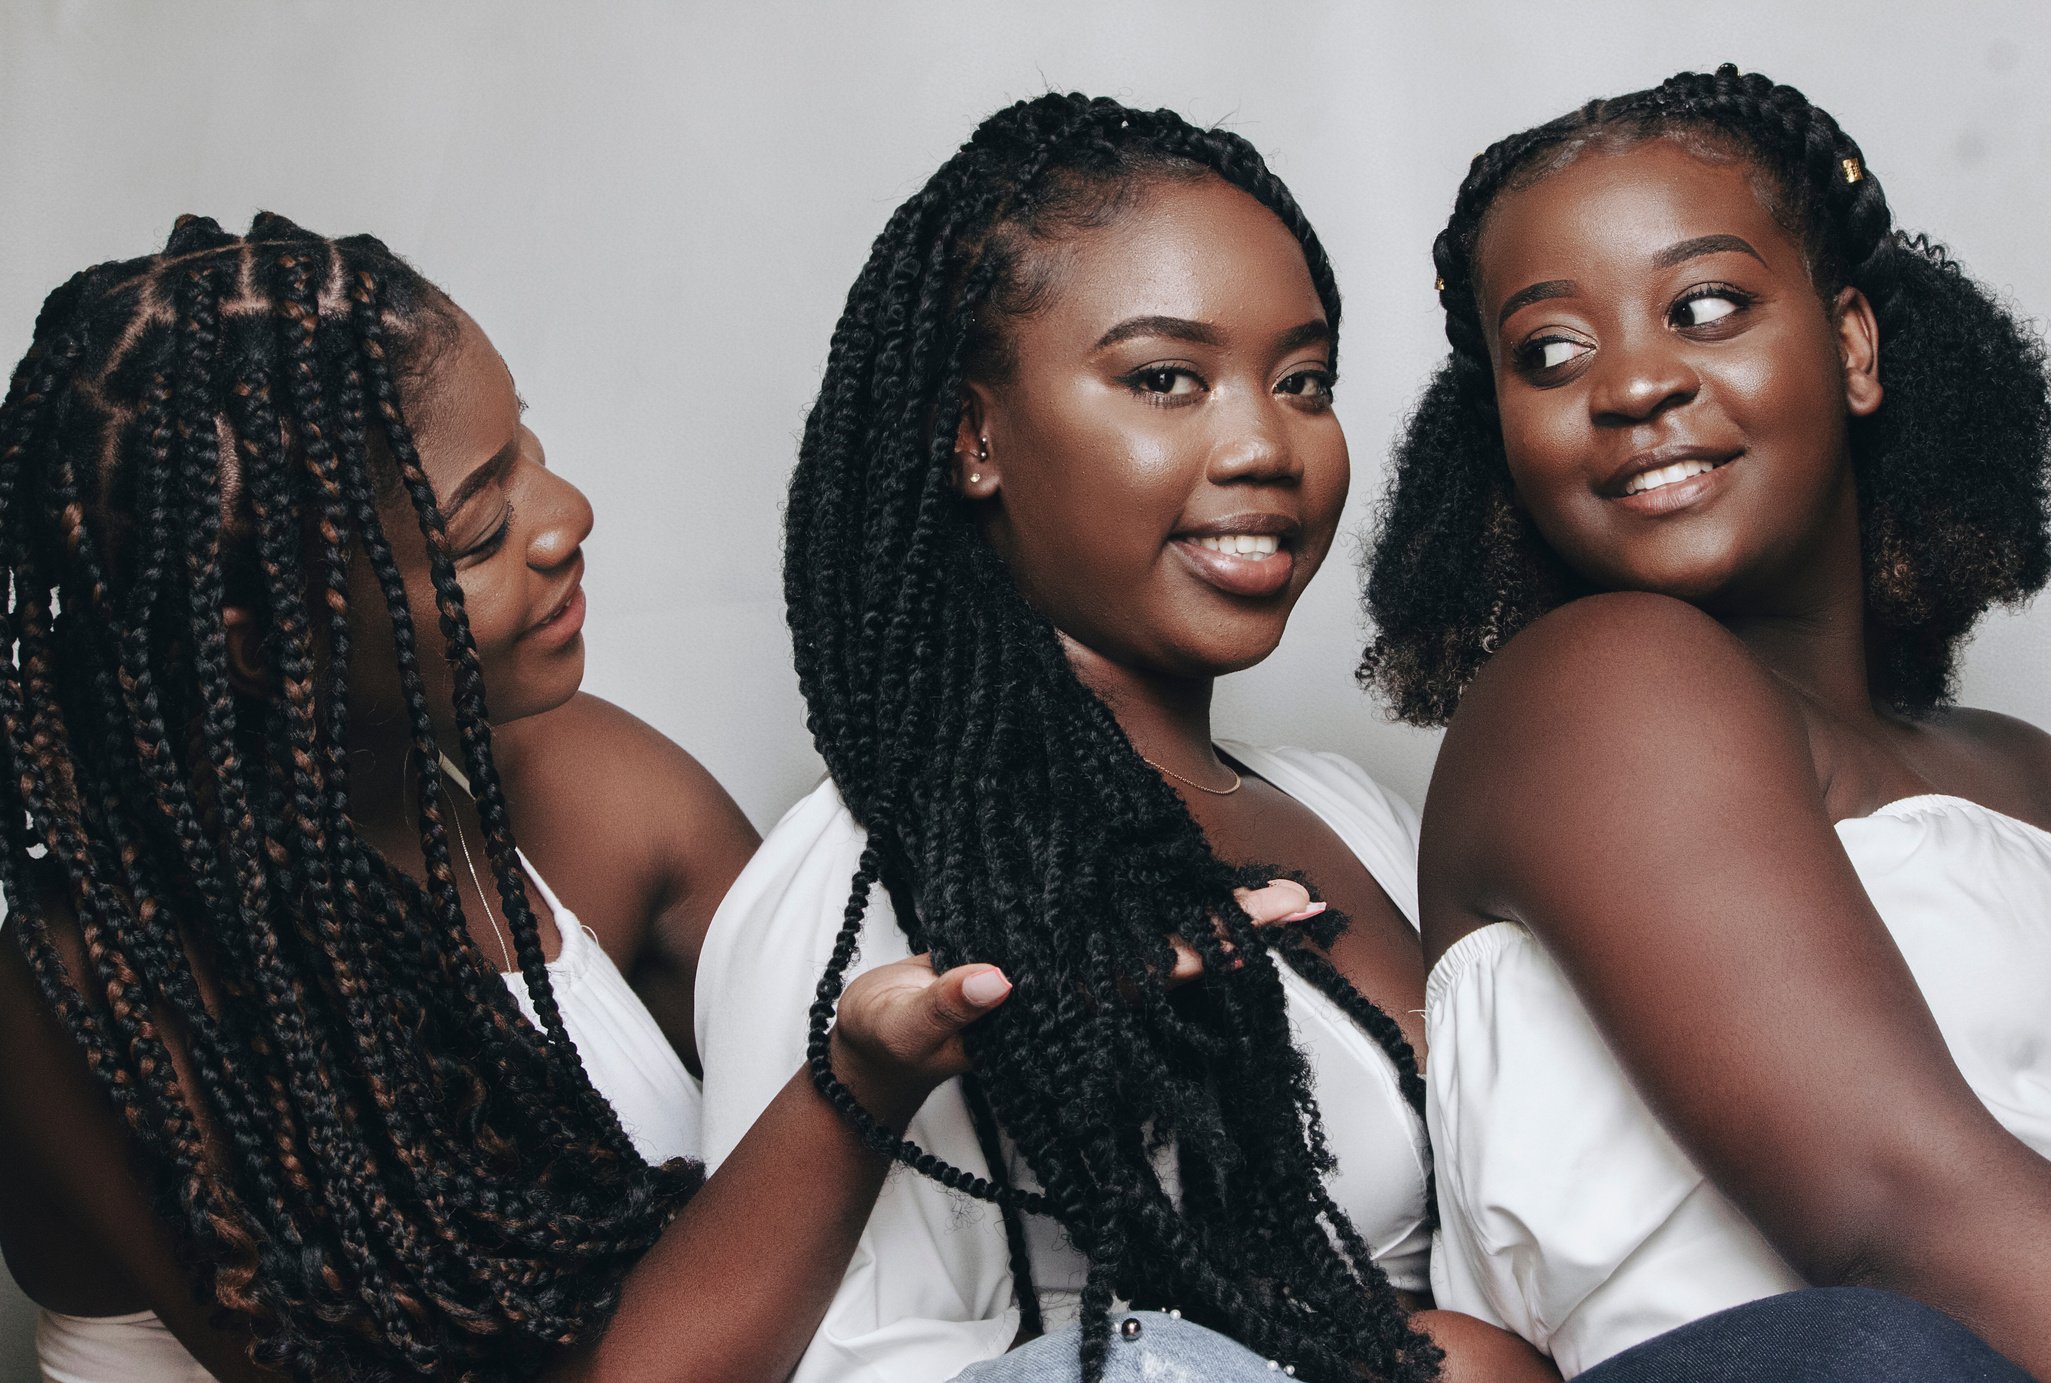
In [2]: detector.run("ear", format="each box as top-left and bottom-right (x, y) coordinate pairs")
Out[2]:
(1833, 286), (1883, 418)
(222, 606), (274, 698)
(952, 383), (1001, 501)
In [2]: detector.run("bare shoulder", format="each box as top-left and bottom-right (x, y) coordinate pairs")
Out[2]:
(491, 694), (759, 958)
(1931, 703), (2051, 824)
(1421, 594), (1819, 950)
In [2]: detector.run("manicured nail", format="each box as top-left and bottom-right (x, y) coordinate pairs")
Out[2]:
(963, 967), (1012, 1006)
(1276, 902), (1327, 924)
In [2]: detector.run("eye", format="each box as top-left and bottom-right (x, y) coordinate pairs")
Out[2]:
(1515, 335), (1594, 374)
(1119, 365), (1206, 402)
(1670, 284), (1752, 329)
(457, 504), (514, 562)
(1276, 368), (1337, 403)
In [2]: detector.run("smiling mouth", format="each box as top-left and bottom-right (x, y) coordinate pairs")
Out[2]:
(1623, 457), (1729, 496)
(1190, 533), (1282, 557)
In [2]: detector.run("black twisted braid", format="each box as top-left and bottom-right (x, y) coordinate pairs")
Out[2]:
(1363, 65), (2051, 724)
(0, 215), (699, 1379)
(786, 93), (1439, 1383)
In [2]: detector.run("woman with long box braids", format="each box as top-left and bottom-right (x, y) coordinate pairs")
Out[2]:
(1368, 67), (2051, 1378)
(0, 214), (1017, 1381)
(699, 93), (1564, 1383)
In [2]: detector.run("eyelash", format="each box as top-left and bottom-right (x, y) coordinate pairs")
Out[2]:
(1669, 281), (1754, 328)
(1114, 365), (1338, 407)
(1512, 281), (1758, 377)
(460, 503), (515, 561)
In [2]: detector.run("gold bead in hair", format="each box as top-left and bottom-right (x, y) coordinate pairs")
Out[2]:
(1434, 275), (1447, 293)
(1842, 157), (1863, 184)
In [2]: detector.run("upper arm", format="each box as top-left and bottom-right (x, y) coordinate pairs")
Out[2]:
(1421, 593), (2020, 1283)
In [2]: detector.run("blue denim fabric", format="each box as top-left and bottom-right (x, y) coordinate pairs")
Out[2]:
(1578, 1287), (2030, 1383)
(949, 1313), (1283, 1381)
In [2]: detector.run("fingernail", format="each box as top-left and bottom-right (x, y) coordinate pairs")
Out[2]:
(963, 967), (1011, 1006)
(1276, 902), (1327, 923)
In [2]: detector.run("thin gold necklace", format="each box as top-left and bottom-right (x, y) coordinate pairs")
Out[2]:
(1143, 755), (1243, 796)
(408, 748), (516, 973)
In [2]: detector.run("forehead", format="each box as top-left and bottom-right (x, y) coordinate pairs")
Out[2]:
(1020, 175), (1322, 339)
(1473, 138), (1801, 304)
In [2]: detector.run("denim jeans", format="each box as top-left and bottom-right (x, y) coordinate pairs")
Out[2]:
(1579, 1286), (2030, 1382)
(950, 1288), (2029, 1382)
(949, 1312), (1280, 1382)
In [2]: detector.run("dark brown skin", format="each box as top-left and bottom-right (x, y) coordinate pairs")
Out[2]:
(0, 305), (1021, 1383)
(1425, 136), (2051, 1377)
(962, 172), (1555, 1382)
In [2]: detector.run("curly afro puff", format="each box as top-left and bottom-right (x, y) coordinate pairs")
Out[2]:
(1362, 65), (2051, 725)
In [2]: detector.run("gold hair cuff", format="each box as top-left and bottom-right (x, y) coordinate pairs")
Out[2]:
(1434, 275), (1447, 293)
(1842, 157), (1863, 184)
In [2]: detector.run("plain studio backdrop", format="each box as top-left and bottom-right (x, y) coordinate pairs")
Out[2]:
(3, 0), (2049, 1368)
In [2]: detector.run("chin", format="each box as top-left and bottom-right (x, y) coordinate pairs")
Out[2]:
(487, 648), (585, 726)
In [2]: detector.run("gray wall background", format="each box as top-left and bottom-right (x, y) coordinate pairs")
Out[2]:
(2, 0), (2047, 1369)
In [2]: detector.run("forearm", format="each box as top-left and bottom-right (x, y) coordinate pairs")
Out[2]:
(547, 1035), (921, 1383)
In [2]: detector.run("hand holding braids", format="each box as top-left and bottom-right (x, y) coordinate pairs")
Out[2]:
(787, 93), (1438, 1383)
(1365, 65), (2051, 724)
(0, 216), (701, 1379)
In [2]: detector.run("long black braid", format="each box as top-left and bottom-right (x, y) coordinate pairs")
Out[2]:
(786, 93), (1439, 1383)
(0, 214), (699, 1379)
(1363, 65), (2051, 724)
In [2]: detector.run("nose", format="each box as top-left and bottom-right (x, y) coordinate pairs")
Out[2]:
(1206, 389), (1302, 486)
(1587, 327), (1700, 427)
(527, 468), (593, 570)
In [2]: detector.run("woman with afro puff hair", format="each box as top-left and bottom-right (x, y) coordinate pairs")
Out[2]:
(1365, 66), (2051, 1378)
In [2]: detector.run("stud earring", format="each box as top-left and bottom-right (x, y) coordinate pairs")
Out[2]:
(968, 472), (982, 484)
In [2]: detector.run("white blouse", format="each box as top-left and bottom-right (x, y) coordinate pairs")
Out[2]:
(696, 742), (1433, 1383)
(33, 858), (699, 1382)
(1426, 794), (2051, 1377)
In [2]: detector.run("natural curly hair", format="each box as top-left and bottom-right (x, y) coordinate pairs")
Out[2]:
(785, 94), (1440, 1383)
(0, 215), (698, 1379)
(1362, 65), (2051, 724)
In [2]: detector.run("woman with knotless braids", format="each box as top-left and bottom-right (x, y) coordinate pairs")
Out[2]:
(0, 214), (1027, 1383)
(1365, 66), (2051, 1380)
(699, 93), (1571, 1383)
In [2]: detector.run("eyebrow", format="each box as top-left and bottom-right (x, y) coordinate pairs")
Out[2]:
(1652, 234), (1765, 269)
(1094, 315), (1222, 350)
(1497, 280), (1575, 329)
(443, 436), (518, 516)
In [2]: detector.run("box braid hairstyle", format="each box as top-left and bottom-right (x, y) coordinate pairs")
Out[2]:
(1363, 65), (2051, 724)
(784, 93), (1439, 1383)
(0, 214), (699, 1379)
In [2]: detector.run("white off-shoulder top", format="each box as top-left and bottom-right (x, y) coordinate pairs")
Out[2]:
(33, 857), (699, 1382)
(696, 742), (1433, 1383)
(1426, 794), (2051, 1377)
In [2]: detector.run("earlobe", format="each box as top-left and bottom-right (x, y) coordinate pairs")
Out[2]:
(1835, 286), (1884, 418)
(221, 606), (274, 698)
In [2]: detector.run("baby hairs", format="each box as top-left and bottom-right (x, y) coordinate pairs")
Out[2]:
(786, 93), (1439, 1383)
(1363, 64), (2051, 724)
(0, 215), (699, 1379)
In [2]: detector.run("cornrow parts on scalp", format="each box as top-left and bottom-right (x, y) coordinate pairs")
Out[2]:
(0, 214), (700, 1380)
(786, 92), (1440, 1383)
(1363, 64), (2051, 726)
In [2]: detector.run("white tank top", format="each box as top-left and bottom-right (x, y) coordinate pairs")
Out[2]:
(696, 742), (1433, 1383)
(1425, 794), (2051, 1377)
(33, 857), (700, 1382)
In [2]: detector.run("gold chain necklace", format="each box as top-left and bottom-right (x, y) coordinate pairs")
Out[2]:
(1143, 755), (1243, 796)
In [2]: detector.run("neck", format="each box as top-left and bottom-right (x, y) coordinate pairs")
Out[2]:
(1060, 635), (1232, 788)
(1714, 482), (1879, 722)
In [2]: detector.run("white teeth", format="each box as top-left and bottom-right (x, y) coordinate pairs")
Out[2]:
(1194, 534), (1281, 556)
(1624, 458), (1717, 496)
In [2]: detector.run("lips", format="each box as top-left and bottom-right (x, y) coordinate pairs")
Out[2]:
(526, 560), (587, 645)
(1604, 445), (1742, 517)
(1170, 513), (1300, 599)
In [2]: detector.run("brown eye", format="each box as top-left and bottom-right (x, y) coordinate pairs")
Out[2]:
(1670, 285), (1751, 329)
(1517, 335), (1593, 374)
(1277, 369), (1335, 401)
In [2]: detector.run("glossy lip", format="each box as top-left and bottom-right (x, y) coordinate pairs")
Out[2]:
(525, 557), (587, 646)
(1603, 444), (1743, 517)
(1169, 512), (1302, 599)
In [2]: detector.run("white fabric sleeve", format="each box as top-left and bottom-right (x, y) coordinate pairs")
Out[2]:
(696, 780), (1021, 1383)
